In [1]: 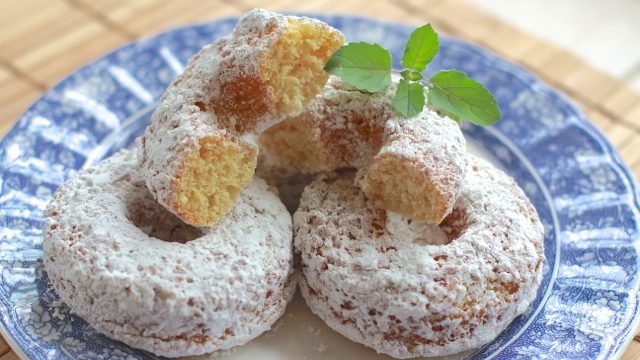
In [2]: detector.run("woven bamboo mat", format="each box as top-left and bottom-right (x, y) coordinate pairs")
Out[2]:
(2, 0), (640, 359)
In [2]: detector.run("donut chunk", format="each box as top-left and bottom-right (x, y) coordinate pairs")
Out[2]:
(43, 150), (295, 357)
(260, 75), (467, 224)
(138, 9), (344, 226)
(294, 156), (544, 358)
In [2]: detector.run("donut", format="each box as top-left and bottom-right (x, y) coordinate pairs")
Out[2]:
(137, 9), (344, 226)
(260, 75), (468, 224)
(43, 150), (295, 357)
(293, 155), (545, 358)
(255, 146), (315, 213)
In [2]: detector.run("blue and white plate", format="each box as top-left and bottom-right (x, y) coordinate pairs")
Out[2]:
(1, 14), (639, 360)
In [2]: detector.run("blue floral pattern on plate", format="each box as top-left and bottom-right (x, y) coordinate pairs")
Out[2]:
(1, 14), (639, 360)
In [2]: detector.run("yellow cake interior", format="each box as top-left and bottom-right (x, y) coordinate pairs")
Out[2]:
(360, 155), (444, 224)
(173, 135), (257, 226)
(174, 18), (343, 226)
(263, 18), (344, 116)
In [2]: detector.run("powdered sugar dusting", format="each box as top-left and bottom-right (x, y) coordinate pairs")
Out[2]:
(137, 10), (290, 218)
(43, 150), (295, 357)
(283, 75), (467, 173)
(261, 75), (468, 222)
(294, 155), (544, 358)
(137, 9), (343, 224)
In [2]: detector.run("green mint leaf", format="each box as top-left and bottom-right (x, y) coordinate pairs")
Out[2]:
(427, 70), (501, 126)
(395, 79), (426, 118)
(400, 70), (424, 81)
(401, 24), (439, 73)
(324, 42), (392, 92)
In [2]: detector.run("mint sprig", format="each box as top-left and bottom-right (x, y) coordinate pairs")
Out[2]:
(395, 79), (425, 118)
(401, 24), (439, 73)
(400, 70), (423, 81)
(428, 70), (501, 126)
(323, 25), (501, 125)
(323, 42), (391, 93)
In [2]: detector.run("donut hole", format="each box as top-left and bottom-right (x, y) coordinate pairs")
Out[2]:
(439, 207), (469, 241)
(272, 172), (316, 213)
(409, 220), (450, 246)
(386, 212), (451, 246)
(175, 135), (257, 225)
(126, 186), (203, 243)
(263, 18), (343, 117)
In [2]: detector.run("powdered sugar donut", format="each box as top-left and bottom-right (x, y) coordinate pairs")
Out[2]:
(43, 150), (295, 357)
(260, 75), (467, 224)
(138, 9), (344, 226)
(294, 155), (544, 358)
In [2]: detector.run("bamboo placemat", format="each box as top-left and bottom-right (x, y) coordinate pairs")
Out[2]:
(2, 0), (640, 359)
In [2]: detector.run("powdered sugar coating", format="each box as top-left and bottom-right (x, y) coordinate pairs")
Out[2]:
(260, 75), (468, 223)
(43, 150), (295, 357)
(137, 9), (286, 223)
(293, 76), (466, 170)
(137, 9), (343, 225)
(294, 156), (544, 358)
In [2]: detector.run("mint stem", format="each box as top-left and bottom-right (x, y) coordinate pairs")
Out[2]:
(389, 69), (445, 95)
